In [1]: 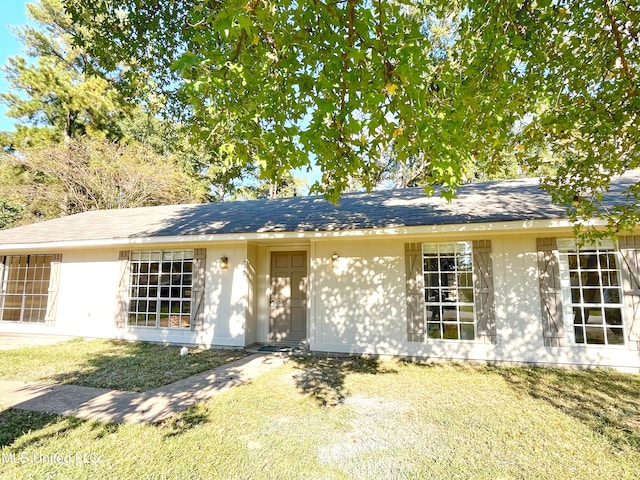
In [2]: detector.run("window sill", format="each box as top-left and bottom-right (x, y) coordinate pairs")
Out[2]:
(0, 320), (48, 325)
(421, 338), (489, 345)
(126, 325), (191, 331)
(569, 342), (628, 349)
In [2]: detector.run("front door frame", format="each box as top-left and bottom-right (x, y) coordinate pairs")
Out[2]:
(265, 245), (310, 344)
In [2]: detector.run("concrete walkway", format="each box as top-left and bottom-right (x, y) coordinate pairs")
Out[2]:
(0, 353), (288, 424)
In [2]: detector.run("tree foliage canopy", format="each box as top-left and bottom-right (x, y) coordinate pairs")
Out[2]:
(1, 139), (210, 221)
(0, 0), (215, 229)
(1, 0), (131, 146)
(64, 0), (640, 234)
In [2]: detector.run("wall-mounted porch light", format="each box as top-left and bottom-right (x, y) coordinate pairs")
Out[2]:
(220, 255), (229, 270)
(330, 253), (339, 270)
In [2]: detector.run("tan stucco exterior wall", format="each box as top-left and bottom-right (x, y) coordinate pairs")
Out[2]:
(309, 233), (640, 369)
(1, 226), (639, 369)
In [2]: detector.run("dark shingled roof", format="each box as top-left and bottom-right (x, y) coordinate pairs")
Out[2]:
(0, 172), (638, 246)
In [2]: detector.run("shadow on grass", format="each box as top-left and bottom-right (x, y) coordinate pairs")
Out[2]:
(88, 421), (123, 440)
(0, 409), (84, 451)
(44, 339), (247, 392)
(159, 404), (211, 438)
(291, 355), (397, 407)
(494, 366), (640, 453)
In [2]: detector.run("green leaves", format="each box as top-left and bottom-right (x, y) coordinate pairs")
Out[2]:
(65, 0), (640, 233)
(0, 0), (132, 144)
(0, 138), (211, 226)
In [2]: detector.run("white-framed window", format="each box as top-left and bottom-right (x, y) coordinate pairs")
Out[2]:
(423, 242), (475, 340)
(558, 239), (625, 346)
(127, 250), (194, 329)
(0, 254), (54, 323)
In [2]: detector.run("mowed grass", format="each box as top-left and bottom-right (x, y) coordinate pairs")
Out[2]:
(1, 355), (639, 479)
(0, 338), (247, 392)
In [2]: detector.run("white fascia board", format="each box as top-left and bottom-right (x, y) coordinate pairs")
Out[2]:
(0, 217), (604, 252)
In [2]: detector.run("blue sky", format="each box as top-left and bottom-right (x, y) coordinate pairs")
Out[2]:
(0, 1), (322, 189)
(0, 1), (28, 132)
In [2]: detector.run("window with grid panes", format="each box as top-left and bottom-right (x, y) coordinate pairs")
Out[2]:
(422, 242), (476, 340)
(0, 254), (54, 323)
(127, 250), (193, 329)
(558, 240), (625, 345)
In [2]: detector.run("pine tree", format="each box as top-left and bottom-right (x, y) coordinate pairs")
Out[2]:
(0, 0), (128, 147)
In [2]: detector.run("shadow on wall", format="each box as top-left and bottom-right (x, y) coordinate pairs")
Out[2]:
(312, 245), (548, 362)
(201, 262), (247, 341)
(312, 238), (636, 367)
(493, 249), (554, 365)
(494, 246), (637, 367)
(314, 253), (407, 356)
(116, 250), (247, 345)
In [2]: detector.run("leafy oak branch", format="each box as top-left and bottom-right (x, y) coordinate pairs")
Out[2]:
(66, 0), (639, 234)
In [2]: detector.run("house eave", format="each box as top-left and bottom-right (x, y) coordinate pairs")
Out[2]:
(0, 217), (598, 253)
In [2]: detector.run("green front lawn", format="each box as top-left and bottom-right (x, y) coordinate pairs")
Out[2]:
(0, 338), (247, 392)
(1, 355), (639, 479)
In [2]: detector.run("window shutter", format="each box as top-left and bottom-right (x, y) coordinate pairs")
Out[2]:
(536, 238), (567, 347)
(473, 240), (496, 344)
(0, 256), (5, 293)
(115, 251), (130, 329)
(44, 254), (62, 326)
(405, 243), (425, 342)
(619, 235), (640, 351)
(0, 257), (5, 318)
(191, 248), (207, 332)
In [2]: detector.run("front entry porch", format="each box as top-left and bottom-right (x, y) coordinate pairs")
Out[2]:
(269, 251), (308, 344)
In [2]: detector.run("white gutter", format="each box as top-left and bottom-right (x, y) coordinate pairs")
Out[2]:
(0, 217), (601, 252)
